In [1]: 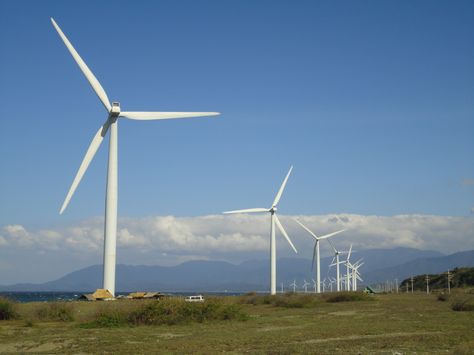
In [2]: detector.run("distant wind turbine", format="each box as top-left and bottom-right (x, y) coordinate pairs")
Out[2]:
(303, 279), (310, 293)
(292, 218), (345, 293)
(290, 280), (297, 293)
(223, 166), (297, 295)
(52, 18), (219, 296)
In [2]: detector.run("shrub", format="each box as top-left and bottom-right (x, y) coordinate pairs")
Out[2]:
(325, 292), (372, 303)
(36, 302), (74, 321)
(0, 297), (17, 320)
(451, 298), (474, 312)
(437, 293), (449, 302)
(127, 299), (248, 326)
(94, 310), (127, 327)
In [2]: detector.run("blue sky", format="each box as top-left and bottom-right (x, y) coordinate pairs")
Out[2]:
(1, 0), (473, 227)
(0, 1), (473, 283)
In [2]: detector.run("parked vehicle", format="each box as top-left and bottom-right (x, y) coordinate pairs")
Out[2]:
(184, 295), (204, 302)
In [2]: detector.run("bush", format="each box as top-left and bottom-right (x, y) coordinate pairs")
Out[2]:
(0, 297), (17, 320)
(437, 293), (449, 302)
(127, 299), (248, 326)
(36, 302), (74, 321)
(451, 298), (474, 312)
(325, 292), (372, 303)
(94, 310), (127, 327)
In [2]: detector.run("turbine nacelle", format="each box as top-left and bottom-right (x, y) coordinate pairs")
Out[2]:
(110, 102), (121, 117)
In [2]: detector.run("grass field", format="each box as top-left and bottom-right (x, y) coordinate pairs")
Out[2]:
(0, 291), (473, 354)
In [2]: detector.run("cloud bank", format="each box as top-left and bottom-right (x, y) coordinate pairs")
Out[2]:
(1, 214), (472, 260)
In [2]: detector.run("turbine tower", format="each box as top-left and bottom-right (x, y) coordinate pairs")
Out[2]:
(328, 240), (346, 292)
(224, 166), (297, 295)
(52, 19), (219, 296)
(292, 218), (344, 293)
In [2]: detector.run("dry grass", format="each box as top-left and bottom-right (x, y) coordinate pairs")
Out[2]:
(0, 291), (473, 353)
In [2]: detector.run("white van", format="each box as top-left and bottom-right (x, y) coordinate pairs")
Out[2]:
(184, 295), (204, 302)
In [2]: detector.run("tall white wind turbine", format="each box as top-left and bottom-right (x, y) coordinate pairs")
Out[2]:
(327, 240), (348, 292)
(345, 244), (353, 291)
(293, 218), (345, 294)
(223, 166), (297, 295)
(52, 18), (219, 296)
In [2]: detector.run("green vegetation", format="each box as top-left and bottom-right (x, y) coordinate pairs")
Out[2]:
(451, 296), (474, 312)
(401, 267), (474, 291)
(35, 302), (75, 322)
(0, 297), (17, 320)
(0, 291), (473, 353)
(324, 291), (373, 303)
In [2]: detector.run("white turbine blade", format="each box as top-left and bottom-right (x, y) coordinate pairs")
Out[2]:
(223, 208), (269, 214)
(293, 218), (318, 240)
(272, 166), (293, 207)
(346, 244), (353, 261)
(311, 243), (317, 271)
(120, 112), (220, 120)
(51, 18), (111, 112)
(327, 238), (338, 253)
(59, 122), (109, 214)
(318, 229), (346, 240)
(274, 214), (297, 253)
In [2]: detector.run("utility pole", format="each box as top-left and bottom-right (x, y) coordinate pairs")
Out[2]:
(447, 270), (452, 294)
(425, 275), (430, 294)
(410, 276), (414, 293)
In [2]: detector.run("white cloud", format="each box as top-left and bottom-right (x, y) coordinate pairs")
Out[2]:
(1, 213), (473, 284)
(0, 214), (472, 262)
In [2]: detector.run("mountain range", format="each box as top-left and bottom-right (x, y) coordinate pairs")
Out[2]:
(1, 248), (473, 292)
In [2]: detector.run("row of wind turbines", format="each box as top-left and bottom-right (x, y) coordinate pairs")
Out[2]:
(53, 19), (363, 297)
(223, 166), (364, 295)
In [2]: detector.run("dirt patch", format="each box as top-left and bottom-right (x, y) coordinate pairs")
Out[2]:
(300, 331), (443, 344)
(157, 332), (188, 339)
(259, 325), (305, 332)
(0, 340), (73, 353)
(328, 311), (357, 316)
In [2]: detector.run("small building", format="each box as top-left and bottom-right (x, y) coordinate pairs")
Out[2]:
(79, 288), (114, 301)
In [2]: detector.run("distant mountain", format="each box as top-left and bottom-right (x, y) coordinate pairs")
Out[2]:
(0, 248), (471, 292)
(362, 250), (474, 285)
(400, 267), (474, 290)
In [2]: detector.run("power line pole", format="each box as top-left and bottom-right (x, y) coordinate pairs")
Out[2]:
(425, 275), (430, 294)
(447, 270), (452, 294)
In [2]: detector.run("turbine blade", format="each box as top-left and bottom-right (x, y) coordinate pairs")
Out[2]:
(347, 244), (353, 261)
(223, 208), (269, 214)
(274, 214), (297, 253)
(51, 18), (111, 112)
(120, 112), (220, 120)
(59, 121), (110, 214)
(318, 229), (346, 240)
(311, 243), (317, 271)
(292, 218), (318, 240)
(272, 166), (293, 207)
(326, 238), (338, 253)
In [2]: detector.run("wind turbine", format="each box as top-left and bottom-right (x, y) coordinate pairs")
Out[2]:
(312, 279), (317, 293)
(345, 244), (353, 291)
(52, 19), (219, 296)
(290, 280), (297, 293)
(303, 279), (310, 293)
(348, 259), (363, 291)
(292, 218), (345, 293)
(223, 166), (297, 295)
(328, 240), (350, 292)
